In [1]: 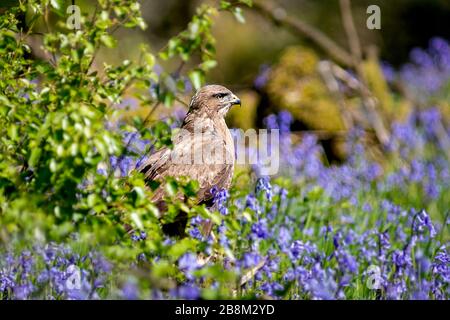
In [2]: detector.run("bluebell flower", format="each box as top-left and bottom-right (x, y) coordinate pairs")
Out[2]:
(242, 252), (262, 268)
(137, 253), (147, 262)
(188, 216), (204, 240)
(175, 284), (200, 300)
(335, 249), (358, 274)
(362, 203), (372, 213)
(263, 114), (278, 130)
(413, 209), (437, 238)
(254, 65), (271, 89)
(432, 246), (450, 283)
(386, 279), (407, 300)
(255, 177), (273, 202)
(278, 111), (293, 135)
(67, 289), (88, 300)
(131, 231), (147, 242)
(131, 233), (140, 242)
(178, 253), (198, 273)
(212, 187), (229, 215)
(379, 231), (391, 251)
(0, 271), (15, 292)
(277, 226), (291, 249)
(381, 61), (395, 83)
(290, 240), (316, 263)
(245, 194), (259, 213)
(121, 281), (139, 300)
(399, 37), (450, 98)
(14, 283), (35, 300)
(393, 249), (413, 272)
(306, 270), (338, 300)
(251, 219), (269, 240)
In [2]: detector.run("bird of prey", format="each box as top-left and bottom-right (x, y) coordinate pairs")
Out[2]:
(138, 85), (241, 236)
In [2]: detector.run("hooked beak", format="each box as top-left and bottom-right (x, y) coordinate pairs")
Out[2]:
(230, 94), (241, 107)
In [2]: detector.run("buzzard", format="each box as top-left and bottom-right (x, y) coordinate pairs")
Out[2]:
(138, 85), (241, 236)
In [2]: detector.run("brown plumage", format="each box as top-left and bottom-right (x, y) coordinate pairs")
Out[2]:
(138, 85), (241, 236)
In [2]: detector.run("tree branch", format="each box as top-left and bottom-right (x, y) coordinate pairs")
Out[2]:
(339, 0), (390, 145)
(339, 0), (362, 65)
(252, 0), (354, 67)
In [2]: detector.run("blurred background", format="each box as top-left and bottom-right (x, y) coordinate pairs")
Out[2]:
(98, 0), (450, 153)
(4, 0), (449, 161)
(0, 1), (449, 300)
(110, 0), (450, 80)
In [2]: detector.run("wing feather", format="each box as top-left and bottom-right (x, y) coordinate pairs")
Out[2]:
(138, 130), (234, 205)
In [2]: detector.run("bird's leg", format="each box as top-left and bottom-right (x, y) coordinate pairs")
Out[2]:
(200, 220), (214, 237)
(200, 198), (217, 237)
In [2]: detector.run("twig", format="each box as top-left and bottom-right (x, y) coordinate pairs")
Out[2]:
(239, 258), (266, 287)
(339, 0), (362, 66)
(175, 96), (189, 107)
(338, 0), (390, 145)
(317, 61), (354, 130)
(43, 6), (57, 66)
(252, 1), (353, 67)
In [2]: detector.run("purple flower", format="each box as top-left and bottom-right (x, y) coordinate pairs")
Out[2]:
(260, 281), (283, 297)
(255, 177), (273, 202)
(263, 111), (292, 135)
(175, 285), (200, 300)
(121, 281), (139, 300)
(413, 209), (437, 238)
(306, 266), (338, 300)
(242, 252), (262, 268)
(254, 65), (271, 89)
(379, 231), (391, 256)
(381, 61), (395, 83)
(432, 246), (450, 283)
(67, 289), (88, 300)
(14, 283), (34, 300)
(290, 240), (316, 263)
(251, 219), (269, 240)
(212, 187), (229, 215)
(335, 250), (358, 274)
(178, 253), (198, 273)
(393, 249), (413, 272)
(131, 231), (147, 242)
(0, 271), (15, 292)
(399, 37), (450, 97)
(90, 253), (112, 274)
(188, 216), (205, 240)
(387, 279), (407, 300)
(245, 194), (259, 213)
(278, 227), (291, 249)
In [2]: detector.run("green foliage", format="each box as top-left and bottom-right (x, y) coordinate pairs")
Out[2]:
(1, 0), (447, 301)
(0, 0), (256, 299)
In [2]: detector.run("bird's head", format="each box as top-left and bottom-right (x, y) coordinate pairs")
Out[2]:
(189, 84), (241, 118)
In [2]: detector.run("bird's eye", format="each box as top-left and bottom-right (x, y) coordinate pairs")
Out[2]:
(214, 93), (228, 99)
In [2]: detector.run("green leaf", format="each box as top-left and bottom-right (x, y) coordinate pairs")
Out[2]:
(189, 70), (204, 90)
(233, 7), (246, 24)
(167, 239), (196, 259)
(199, 60), (218, 71)
(50, 0), (61, 10)
(165, 179), (178, 197)
(100, 34), (117, 48)
(29, 148), (42, 168)
(220, 1), (232, 10)
(239, 0), (253, 7)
